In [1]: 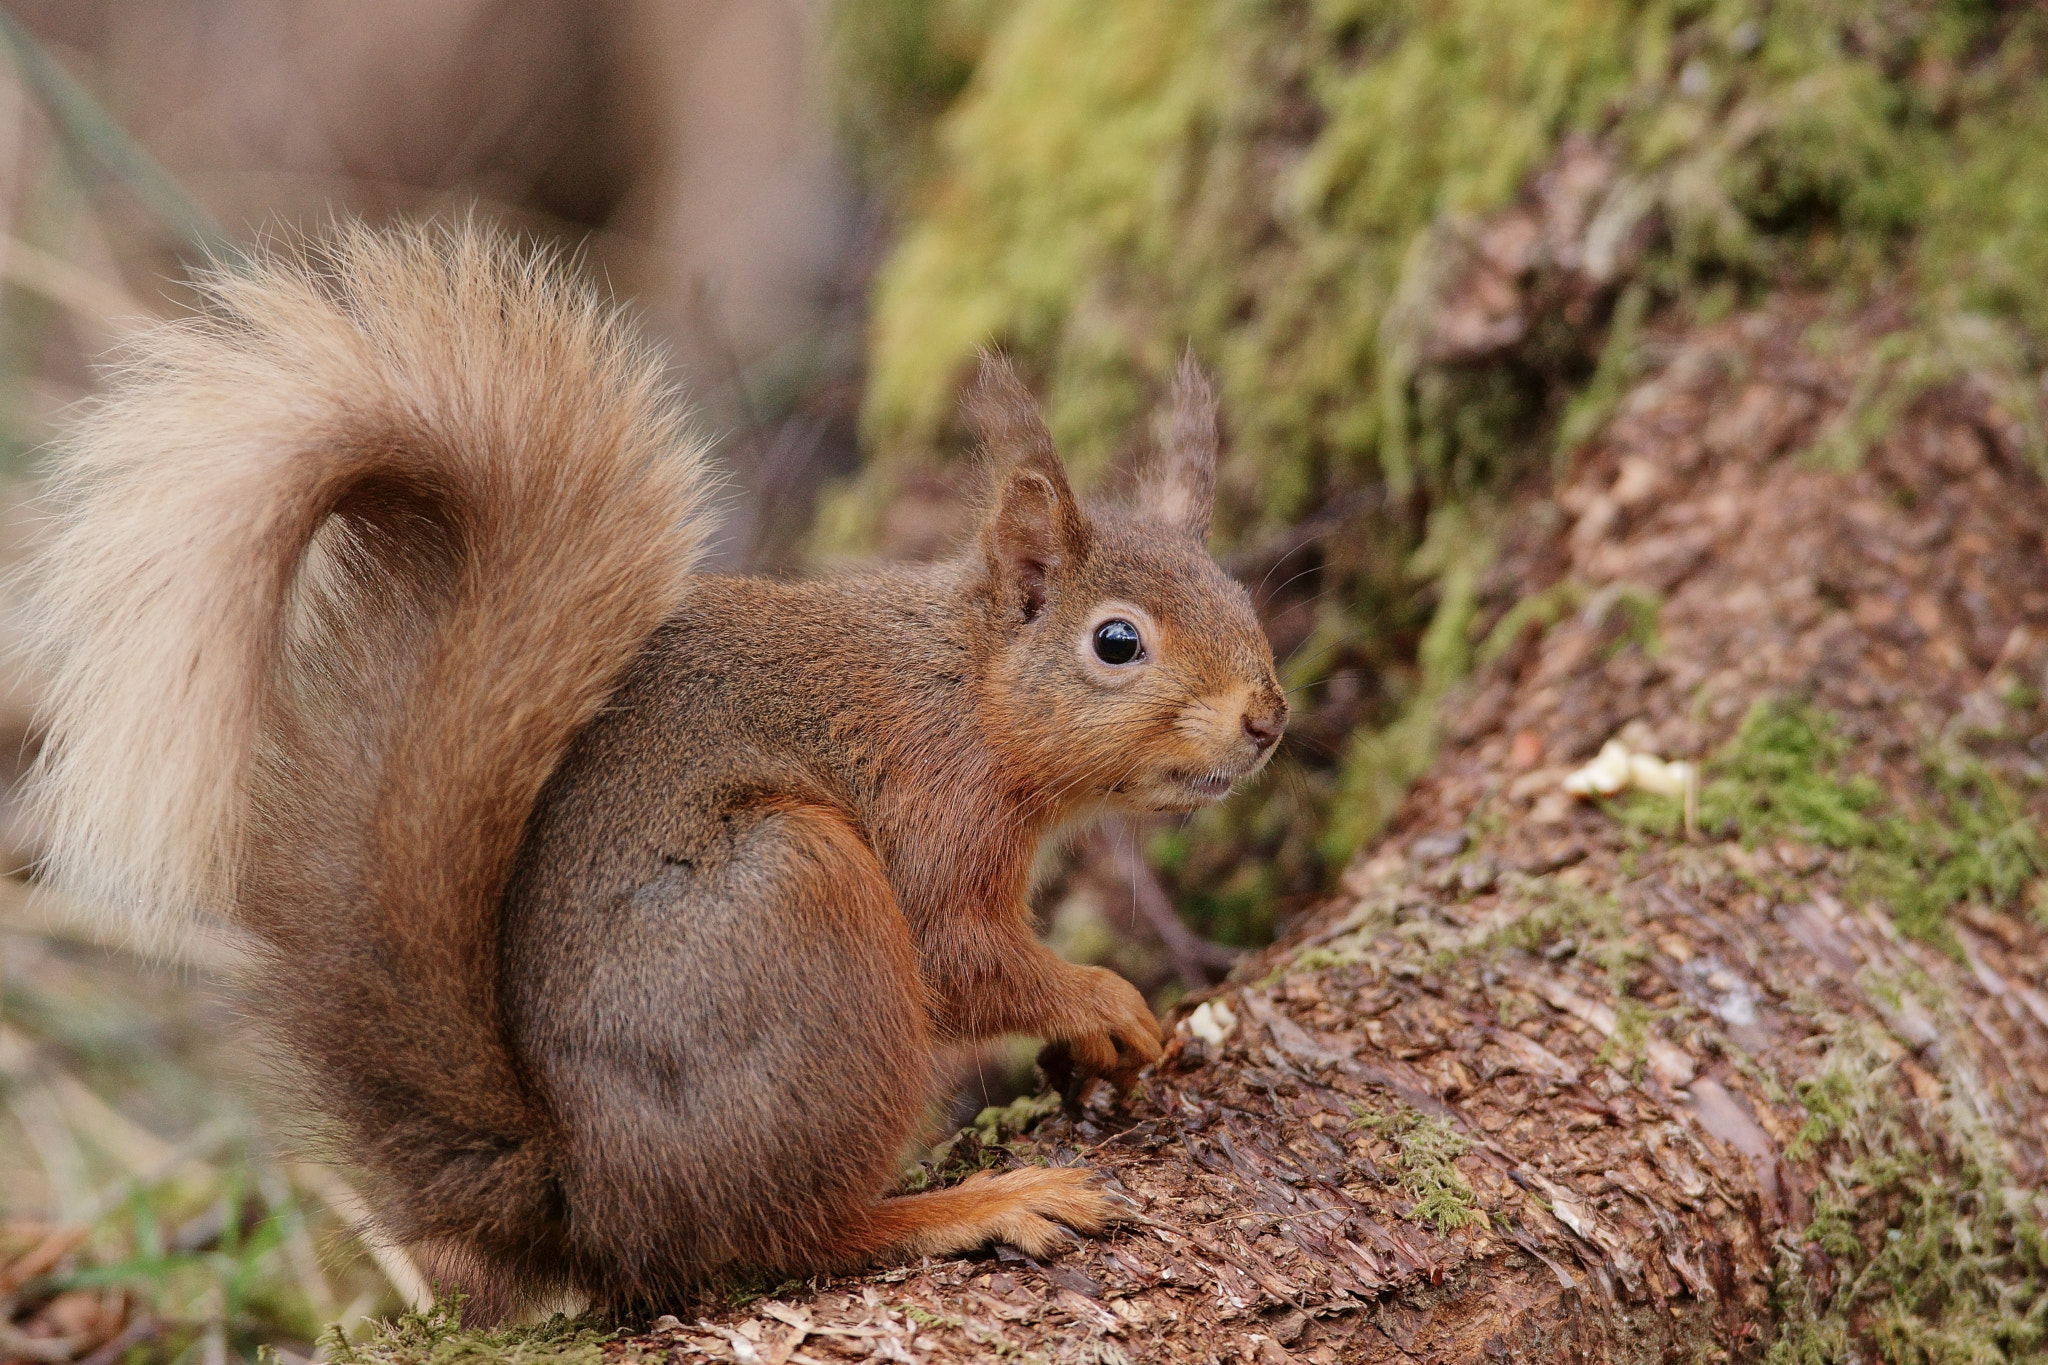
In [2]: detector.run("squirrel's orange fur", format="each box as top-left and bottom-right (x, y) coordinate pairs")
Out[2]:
(23, 224), (1286, 1321)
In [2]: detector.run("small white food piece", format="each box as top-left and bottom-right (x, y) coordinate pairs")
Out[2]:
(1628, 753), (1695, 799)
(1561, 734), (1695, 800)
(1562, 739), (1634, 796)
(1182, 998), (1238, 1046)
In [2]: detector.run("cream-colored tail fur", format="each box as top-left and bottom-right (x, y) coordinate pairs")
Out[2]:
(21, 222), (715, 951)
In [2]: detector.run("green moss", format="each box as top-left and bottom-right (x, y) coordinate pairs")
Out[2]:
(1769, 1024), (2048, 1365)
(1556, 280), (1654, 461)
(1348, 1101), (1484, 1233)
(1850, 758), (2042, 945)
(1592, 583), (1665, 660)
(968, 1089), (1062, 1144)
(1783, 1022), (1892, 1164)
(321, 1301), (612, 1365)
(1323, 503), (1496, 861)
(900, 1090), (1061, 1194)
(850, 0), (1636, 517)
(855, 0), (1230, 484)
(827, 0), (1002, 187)
(1473, 579), (1587, 667)
(1289, 942), (1372, 975)
(1463, 874), (1643, 989)
(1623, 700), (2046, 947)
(1171, 853), (1286, 947)
(1807, 315), (2046, 474)
(1595, 997), (1677, 1077)
(1697, 700), (1885, 849)
(904, 1305), (1044, 1361)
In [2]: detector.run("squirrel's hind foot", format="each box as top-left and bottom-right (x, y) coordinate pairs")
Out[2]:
(866, 1166), (1120, 1261)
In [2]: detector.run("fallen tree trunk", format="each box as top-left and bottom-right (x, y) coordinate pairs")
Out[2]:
(549, 301), (2048, 1364)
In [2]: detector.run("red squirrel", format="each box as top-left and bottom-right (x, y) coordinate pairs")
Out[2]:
(23, 224), (1287, 1321)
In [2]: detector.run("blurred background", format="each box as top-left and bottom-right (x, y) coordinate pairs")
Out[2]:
(5, 0), (2048, 1358)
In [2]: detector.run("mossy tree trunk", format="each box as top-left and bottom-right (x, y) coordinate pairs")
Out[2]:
(579, 271), (2048, 1365)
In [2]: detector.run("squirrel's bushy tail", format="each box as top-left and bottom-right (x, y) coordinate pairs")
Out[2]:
(24, 222), (714, 1286)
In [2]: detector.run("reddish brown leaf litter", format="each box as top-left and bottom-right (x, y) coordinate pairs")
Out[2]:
(603, 301), (2048, 1362)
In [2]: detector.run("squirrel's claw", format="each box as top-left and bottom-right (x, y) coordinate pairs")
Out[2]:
(1038, 1007), (1162, 1116)
(1036, 1039), (1090, 1115)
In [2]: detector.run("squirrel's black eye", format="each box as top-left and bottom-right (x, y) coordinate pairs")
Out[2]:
(1092, 618), (1143, 665)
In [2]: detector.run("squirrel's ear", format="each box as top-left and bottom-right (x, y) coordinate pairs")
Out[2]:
(967, 352), (1087, 623)
(1141, 350), (1218, 543)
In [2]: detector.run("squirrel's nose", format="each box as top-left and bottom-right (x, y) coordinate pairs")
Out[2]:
(1242, 708), (1284, 750)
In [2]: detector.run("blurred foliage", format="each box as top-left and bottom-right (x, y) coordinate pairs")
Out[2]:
(2, 906), (415, 1363)
(0, 10), (225, 258)
(828, 0), (1006, 188)
(829, 0), (2048, 941)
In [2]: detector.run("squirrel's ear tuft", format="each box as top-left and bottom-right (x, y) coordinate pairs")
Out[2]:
(1141, 350), (1218, 543)
(968, 352), (1087, 623)
(964, 351), (1058, 470)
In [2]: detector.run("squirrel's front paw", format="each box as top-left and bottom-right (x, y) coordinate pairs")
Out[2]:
(1037, 966), (1163, 1112)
